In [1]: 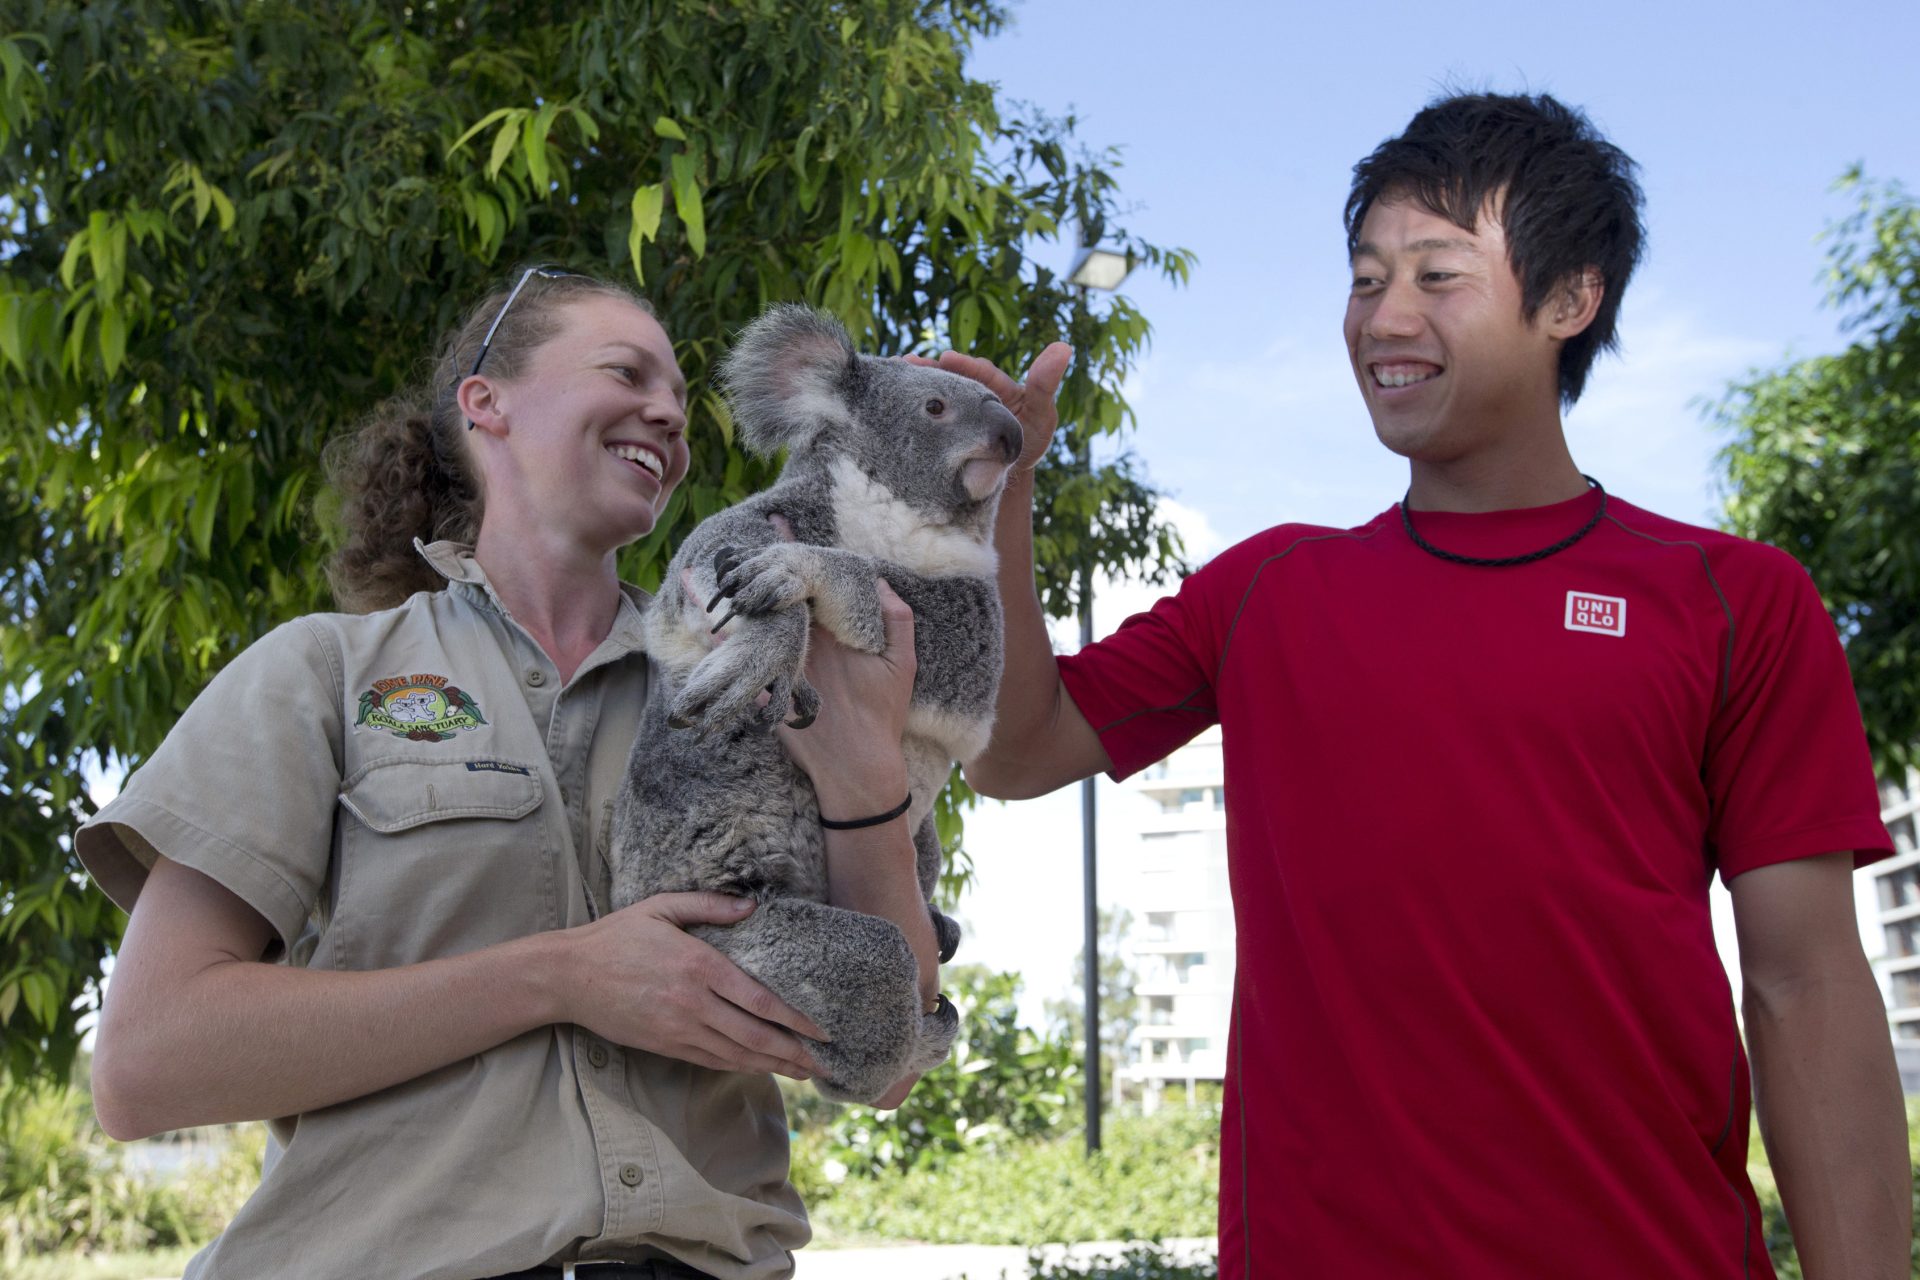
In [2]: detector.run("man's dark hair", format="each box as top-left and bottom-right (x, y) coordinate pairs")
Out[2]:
(1344, 92), (1646, 406)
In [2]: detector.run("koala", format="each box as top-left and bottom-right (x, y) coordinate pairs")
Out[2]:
(610, 305), (1024, 1104)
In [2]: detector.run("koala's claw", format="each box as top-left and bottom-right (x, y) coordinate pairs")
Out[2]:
(709, 607), (739, 635)
(705, 547), (745, 611)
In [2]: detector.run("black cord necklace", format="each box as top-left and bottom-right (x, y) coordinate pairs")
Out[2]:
(1400, 475), (1607, 568)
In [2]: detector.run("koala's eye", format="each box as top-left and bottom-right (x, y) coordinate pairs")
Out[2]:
(924, 398), (946, 417)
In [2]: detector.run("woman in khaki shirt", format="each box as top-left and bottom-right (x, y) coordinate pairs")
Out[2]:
(78, 269), (942, 1280)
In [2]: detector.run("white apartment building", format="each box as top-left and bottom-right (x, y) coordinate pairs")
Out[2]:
(1116, 726), (1234, 1108)
(1111, 745), (1920, 1101)
(1865, 766), (1920, 1089)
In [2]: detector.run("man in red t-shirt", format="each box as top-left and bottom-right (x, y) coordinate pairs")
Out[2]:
(942, 93), (1907, 1277)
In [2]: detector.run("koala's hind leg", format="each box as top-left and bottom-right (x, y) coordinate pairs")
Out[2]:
(670, 606), (813, 737)
(690, 897), (943, 1104)
(914, 816), (961, 963)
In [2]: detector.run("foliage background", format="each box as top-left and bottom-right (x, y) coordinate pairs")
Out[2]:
(1716, 171), (1920, 776)
(0, 0), (1193, 1087)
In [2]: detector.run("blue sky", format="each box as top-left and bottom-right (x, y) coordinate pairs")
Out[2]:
(952, 0), (1920, 1024)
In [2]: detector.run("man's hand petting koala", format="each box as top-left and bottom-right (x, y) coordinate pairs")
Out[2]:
(907, 344), (1074, 473)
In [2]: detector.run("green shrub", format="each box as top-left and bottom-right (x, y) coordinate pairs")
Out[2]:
(786, 964), (1081, 1184)
(1020, 1243), (1218, 1280)
(0, 1084), (263, 1269)
(802, 1108), (1220, 1246)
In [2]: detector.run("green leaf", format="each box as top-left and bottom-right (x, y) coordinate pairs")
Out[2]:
(630, 183), (665, 241)
(190, 473), (220, 557)
(58, 229), (87, 289)
(627, 183), (665, 280)
(98, 303), (128, 376)
(210, 186), (236, 232)
(670, 152), (706, 258)
(524, 102), (558, 193)
(0, 290), (24, 372)
(487, 116), (522, 180)
(653, 116), (687, 141)
(447, 106), (520, 158)
(21, 972), (57, 1028)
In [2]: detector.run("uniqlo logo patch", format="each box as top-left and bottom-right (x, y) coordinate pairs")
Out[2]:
(1565, 591), (1627, 637)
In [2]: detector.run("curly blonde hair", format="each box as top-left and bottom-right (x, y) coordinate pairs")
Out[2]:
(323, 269), (651, 613)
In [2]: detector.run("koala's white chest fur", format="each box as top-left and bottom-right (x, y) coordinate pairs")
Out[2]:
(825, 456), (999, 817)
(827, 458), (999, 579)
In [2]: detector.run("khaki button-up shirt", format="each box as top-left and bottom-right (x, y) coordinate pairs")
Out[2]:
(77, 541), (808, 1280)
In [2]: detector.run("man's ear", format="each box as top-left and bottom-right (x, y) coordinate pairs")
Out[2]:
(718, 305), (861, 458)
(457, 374), (508, 438)
(1547, 266), (1605, 340)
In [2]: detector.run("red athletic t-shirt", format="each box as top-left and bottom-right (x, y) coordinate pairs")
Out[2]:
(1057, 488), (1892, 1279)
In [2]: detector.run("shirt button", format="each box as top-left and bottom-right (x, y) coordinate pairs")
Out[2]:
(525, 669), (546, 687)
(588, 1045), (609, 1069)
(619, 1163), (644, 1187)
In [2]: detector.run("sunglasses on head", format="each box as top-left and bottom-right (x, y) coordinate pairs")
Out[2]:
(462, 265), (581, 429)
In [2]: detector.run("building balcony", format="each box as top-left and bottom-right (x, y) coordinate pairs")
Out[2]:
(1875, 849), (1920, 879)
(1117, 1062), (1228, 1083)
(1134, 1024), (1222, 1041)
(1130, 936), (1228, 955)
(1133, 980), (1233, 1001)
(1134, 811), (1228, 837)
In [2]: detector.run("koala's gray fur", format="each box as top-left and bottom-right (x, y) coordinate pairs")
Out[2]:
(611, 305), (1022, 1103)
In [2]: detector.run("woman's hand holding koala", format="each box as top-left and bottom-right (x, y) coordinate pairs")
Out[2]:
(558, 892), (830, 1080)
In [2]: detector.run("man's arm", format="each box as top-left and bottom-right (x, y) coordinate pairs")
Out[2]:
(916, 347), (1112, 800)
(1732, 851), (1910, 1279)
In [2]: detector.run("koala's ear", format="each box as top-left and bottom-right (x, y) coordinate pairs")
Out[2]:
(718, 305), (861, 457)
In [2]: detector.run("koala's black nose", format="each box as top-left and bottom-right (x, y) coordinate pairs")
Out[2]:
(987, 399), (1022, 462)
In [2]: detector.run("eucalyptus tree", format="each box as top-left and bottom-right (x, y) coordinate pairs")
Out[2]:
(1716, 170), (1919, 776)
(0, 0), (1192, 1085)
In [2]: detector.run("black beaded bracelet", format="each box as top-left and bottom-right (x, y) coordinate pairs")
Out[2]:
(819, 794), (912, 830)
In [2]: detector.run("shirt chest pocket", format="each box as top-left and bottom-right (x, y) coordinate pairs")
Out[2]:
(330, 756), (552, 970)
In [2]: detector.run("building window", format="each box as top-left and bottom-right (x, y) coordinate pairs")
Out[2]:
(1892, 815), (1918, 857)
(1882, 866), (1920, 912)
(1895, 971), (1920, 1011)
(1887, 918), (1920, 959)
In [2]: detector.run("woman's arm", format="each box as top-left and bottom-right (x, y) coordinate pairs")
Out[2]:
(92, 855), (828, 1140)
(775, 581), (940, 1000)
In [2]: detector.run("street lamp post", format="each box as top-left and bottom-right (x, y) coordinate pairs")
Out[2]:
(1065, 244), (1133, 1155)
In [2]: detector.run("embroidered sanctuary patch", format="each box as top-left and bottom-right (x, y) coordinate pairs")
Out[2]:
(354, 673), (488, 742)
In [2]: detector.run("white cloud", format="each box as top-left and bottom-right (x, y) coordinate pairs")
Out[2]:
(1566, 291), (1781, 525)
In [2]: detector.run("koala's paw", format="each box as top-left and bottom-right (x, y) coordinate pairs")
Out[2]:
(906, 992), (960, 1075)
(706, 544), (809, 633)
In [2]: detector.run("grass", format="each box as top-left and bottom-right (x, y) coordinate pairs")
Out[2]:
(8, 1245), (199, 1280)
